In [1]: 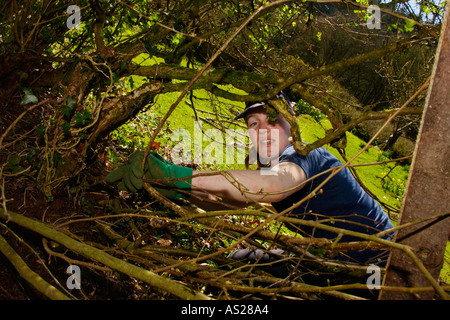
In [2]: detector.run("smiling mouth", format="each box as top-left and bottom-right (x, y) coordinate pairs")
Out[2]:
(260, 139), (275, 145)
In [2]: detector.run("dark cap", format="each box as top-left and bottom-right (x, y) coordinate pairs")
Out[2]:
(233, 91), (294, 121)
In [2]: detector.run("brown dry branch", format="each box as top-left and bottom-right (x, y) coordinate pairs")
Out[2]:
(96, 219), (369, 300)
(142, 173), (447, 297)
(55, 202), (450, 299)
(55, 206), (390, 264)
(1, 185), (448, 300)
(0, 100), (48, 150)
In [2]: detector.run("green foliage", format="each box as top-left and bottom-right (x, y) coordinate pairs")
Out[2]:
(62, 97), (77, 118)
(20, 88), (38, 105)
(73, 109), (92, 126)
(295, 99), (325, 122)
(316, 31), (322, 42)
(4, 153), (24, 174)
(381, 175), (406, 199)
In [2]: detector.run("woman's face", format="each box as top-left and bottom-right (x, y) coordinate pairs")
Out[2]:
(246, 108), (292, 161)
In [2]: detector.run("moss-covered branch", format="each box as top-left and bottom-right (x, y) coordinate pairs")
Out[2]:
(0, 209), (211, 300)
(0, 233), (70, 300)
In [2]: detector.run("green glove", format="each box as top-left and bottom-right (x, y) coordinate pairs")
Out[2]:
(106, 151), (193, 199)
(106, 151), (146, 193)
(146, 152), (193, 199)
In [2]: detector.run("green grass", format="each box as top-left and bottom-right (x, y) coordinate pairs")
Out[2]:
(113, 76), (409, 211)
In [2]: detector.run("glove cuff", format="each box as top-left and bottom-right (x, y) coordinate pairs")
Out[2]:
(171, 165), (193, 190)
(147, 153), (193, 190)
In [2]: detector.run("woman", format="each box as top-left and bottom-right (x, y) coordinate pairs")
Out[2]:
(106, 92), (394, 266)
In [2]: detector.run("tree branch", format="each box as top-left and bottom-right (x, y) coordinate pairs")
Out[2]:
(0, 233), (70, 300)
(0, 209), (211, 300)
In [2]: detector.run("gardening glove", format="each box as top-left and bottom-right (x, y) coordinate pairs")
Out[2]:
(145, 152), (193, 199)
(106, 151), (192, 199)
(105, 151), (148, 193)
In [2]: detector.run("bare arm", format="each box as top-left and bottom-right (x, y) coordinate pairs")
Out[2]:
(190, 162), (306, 206)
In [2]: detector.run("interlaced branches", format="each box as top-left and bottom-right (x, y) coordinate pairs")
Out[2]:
(1, 188), (449, 299)
(0, 0), (448, 300)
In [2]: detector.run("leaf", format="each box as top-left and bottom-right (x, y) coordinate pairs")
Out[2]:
(150, 12), (159, 21)
(316, 31), (322, 41)
(5, 154), (24, 174)
(82, 109), (92, 121)
(74, 112), (83, 124)
(74, 109), (92, 125)
(7, 154), (21, 166)
(62, 97), (77, 118)
(171, 33), (183, 46)
(404, 19), (416, 32)
(36, 125), (46, 137)
(20, 88), (38, 105)
(119, 61), (128, 73)
(61, 122), (71, 133)
(151, 141), (161, 150)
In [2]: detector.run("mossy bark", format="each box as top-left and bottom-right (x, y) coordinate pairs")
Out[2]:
(1, 209), (211, 300)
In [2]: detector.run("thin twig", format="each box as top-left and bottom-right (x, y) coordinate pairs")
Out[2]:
(0, 99), (48, 150)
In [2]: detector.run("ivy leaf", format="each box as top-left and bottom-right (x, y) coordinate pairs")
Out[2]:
(119, 61), (128, 73)
(105, 73), (118, 86)
(62, 96), (77, 118)
(74, 112), (83, 124)
(66, 96), (77, 109)
(74, 109), (92, 125)
(20, 88), (38, 105)
(7, 153), (21, 166)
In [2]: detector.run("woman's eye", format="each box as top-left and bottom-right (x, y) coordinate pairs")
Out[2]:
(248, 121), (257, 127)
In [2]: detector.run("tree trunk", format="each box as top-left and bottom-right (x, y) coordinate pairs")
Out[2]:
(380, 3), (450, 299)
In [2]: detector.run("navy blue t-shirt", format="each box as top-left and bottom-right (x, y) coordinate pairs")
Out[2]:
(272, 145), (394, 264)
